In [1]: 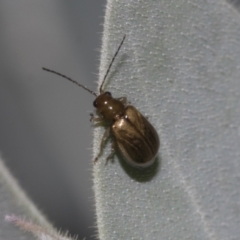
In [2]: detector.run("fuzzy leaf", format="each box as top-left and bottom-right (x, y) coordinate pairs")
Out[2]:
(0, 158), (74, 240)
(93, 0), (240, 239)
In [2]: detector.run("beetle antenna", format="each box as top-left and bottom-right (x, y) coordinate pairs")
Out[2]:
(99, 35), (126, 93)
(42, 67), (97, 97)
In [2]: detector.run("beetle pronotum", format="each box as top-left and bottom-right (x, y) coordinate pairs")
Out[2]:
(43, 35), (159, 168)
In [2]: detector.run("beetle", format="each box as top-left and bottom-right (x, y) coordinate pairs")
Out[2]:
(42, 35), (159, 168)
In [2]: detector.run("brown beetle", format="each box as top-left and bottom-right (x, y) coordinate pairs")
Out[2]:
(43, 35), (159, 168)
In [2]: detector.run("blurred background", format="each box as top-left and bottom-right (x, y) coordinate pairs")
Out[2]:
(0, 1), (106, 239)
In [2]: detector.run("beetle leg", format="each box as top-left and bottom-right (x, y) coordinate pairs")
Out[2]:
(90, 113), (104, 123)
(105, 140), (116, 165)
(94, 127), (110, 164)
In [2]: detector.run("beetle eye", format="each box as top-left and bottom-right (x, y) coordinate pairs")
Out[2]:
(93, 100), (97, 107)
(105, 91), (111, 96)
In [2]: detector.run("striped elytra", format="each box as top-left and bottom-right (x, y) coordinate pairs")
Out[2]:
(42, 35), (159, 168)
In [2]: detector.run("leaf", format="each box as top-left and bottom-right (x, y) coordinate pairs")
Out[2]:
(0, 158), (75, 240)
(93, 1), (240, 239)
